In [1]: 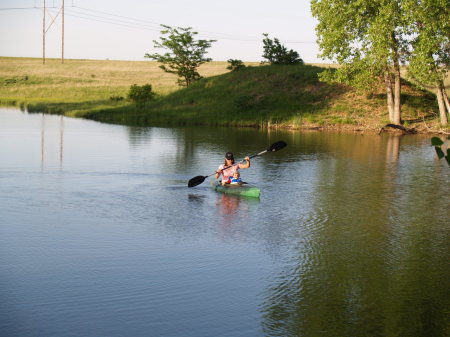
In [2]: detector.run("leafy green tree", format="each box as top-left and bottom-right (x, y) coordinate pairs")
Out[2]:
(311, 0), (408, 125)
(145, 25), (216, 86)
(404, 0), (450, 125)
(262, 34), (304, 65)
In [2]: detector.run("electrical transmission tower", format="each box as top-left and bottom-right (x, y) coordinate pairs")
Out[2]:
(42, 0), (65, 64)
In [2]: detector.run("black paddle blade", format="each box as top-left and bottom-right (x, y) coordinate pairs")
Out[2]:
(188, 175), (207, 188)
(268, 140), (287, 152)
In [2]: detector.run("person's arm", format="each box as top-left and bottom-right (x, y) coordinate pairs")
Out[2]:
(215, 165), (223, 179)
(239, 156), (251, 169)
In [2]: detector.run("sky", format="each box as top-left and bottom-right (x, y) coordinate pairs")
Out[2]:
(0, 0), (323, 63)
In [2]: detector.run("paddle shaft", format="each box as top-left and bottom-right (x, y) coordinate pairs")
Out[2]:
(218, 150), (267, 173)
(188, 151), (264, 187)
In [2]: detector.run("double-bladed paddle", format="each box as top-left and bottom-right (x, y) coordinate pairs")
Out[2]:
(187, 140), (287, 188)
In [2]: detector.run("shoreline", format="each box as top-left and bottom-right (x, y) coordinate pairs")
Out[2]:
(1, 57), (448, 135)
(2, 102), (448, 136)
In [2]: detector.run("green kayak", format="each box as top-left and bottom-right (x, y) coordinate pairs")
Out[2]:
(213, 182), (261, 198)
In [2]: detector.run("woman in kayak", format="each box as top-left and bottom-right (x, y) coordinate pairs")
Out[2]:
(215, 152), (250, 185)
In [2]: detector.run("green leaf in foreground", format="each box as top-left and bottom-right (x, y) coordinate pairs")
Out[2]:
(431, 137), (444, 146)
(435, 147), (445, 159)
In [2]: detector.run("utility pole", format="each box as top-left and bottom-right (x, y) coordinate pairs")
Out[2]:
(61, 0), (64, 64)
(42, 0), (65, 64)
(43, 0), (46, 64)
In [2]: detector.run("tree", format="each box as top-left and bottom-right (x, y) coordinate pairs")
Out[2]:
(262, 34), (304, 65)
(311, 0), (408, 124)
(404, 0), (450, 125)
(145, 25), (216, 86)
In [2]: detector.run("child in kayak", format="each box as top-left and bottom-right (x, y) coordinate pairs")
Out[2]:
(230, 172), (243, 185)
(215, 151), (250, 185)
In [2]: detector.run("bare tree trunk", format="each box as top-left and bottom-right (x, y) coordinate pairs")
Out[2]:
(442, 87), (450, 114)
(384, 73), (395, 122)
(436, 84), (449, 126)
(393, 62), (402, 125)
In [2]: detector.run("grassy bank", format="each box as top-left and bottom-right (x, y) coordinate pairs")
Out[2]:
(0, 56), (446, 132)
(0, 56), (231, 113)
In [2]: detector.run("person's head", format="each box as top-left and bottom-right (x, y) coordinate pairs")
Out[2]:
(233, 172), (240, 178)
(224, 152), (234, 165)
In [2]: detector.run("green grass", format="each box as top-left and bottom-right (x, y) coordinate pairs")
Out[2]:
(0, 56), (234, 115)
(0, 56), (445, 131)
(82, 64), (340, 127)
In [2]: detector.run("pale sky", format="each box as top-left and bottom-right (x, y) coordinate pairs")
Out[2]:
(0, 0), (322, 63)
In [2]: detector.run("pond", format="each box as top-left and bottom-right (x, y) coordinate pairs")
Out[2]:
(0, 108), (449, 337)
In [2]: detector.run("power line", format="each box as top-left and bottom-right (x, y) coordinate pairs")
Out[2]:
(68, 7), (316, 43)
(75, 6), (262, 41)
(50, 7), (259, 41)
(75, 5), (161, 26)
(0, 7), (40, 10)
(68, 5), (315, 43)
(49, 9), (162, 32)
(1, 4), (316, 44)
(71, 6), (261, 41)
(64, 8), (161, 30)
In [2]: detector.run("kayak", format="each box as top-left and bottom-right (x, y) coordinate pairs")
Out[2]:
(212, 182), (261, 198)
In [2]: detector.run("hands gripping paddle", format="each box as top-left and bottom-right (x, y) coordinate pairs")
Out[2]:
(187, 140), (287, 188)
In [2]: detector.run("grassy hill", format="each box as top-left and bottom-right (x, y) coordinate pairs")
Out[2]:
(0, 57), (444, 132)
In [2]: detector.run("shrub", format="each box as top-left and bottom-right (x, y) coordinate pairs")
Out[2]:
(262, 33), (304, 65)
(109, 95), (124, 101)
(227, 59), (245, 71)
(127, 84), (155, 106)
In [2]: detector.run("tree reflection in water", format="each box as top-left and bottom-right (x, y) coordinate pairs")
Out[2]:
(261, 134), (450, 337)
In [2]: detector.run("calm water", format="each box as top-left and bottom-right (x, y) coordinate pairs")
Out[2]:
(0, 108), (449, 337)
